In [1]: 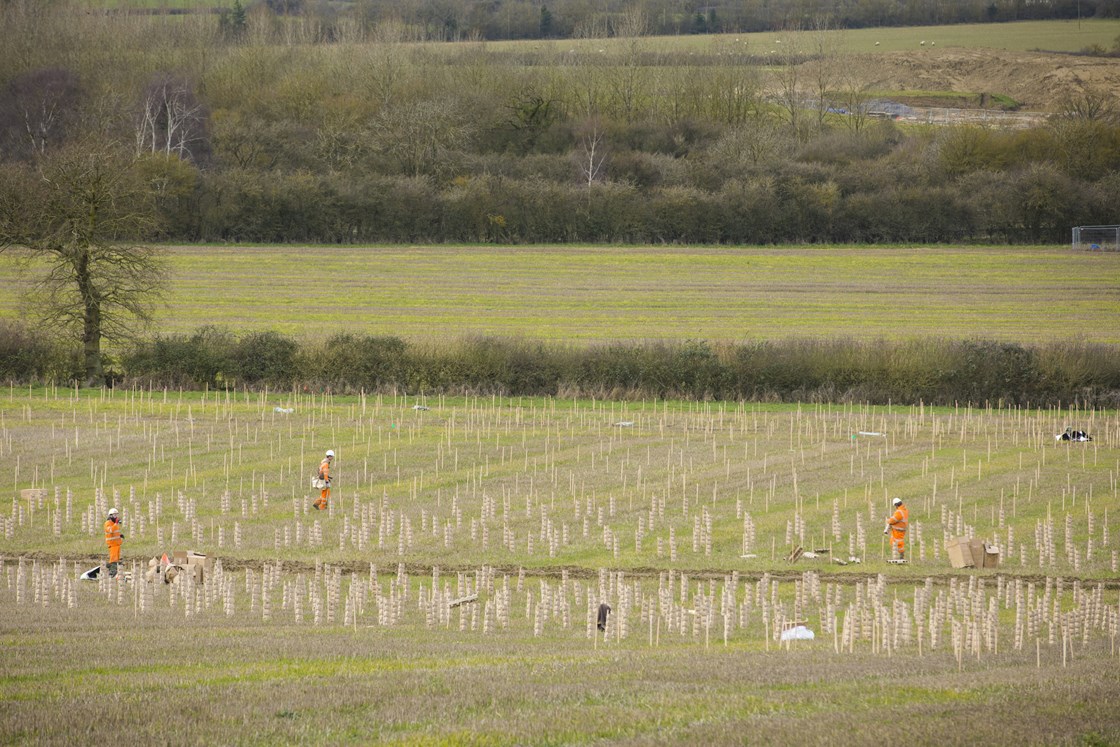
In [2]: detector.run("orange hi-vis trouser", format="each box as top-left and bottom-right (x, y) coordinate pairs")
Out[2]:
(314, 458), (331, 509)
(888, 506), (909, 556)
(890, 530), (906, 555)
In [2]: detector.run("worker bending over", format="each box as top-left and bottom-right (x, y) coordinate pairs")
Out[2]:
(313, 449), (334, 511)
(104, 508), (123, 578)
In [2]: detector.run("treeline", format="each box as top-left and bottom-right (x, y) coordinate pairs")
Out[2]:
(4, 2), (1120, 245)
(4, 322), (1119, 406)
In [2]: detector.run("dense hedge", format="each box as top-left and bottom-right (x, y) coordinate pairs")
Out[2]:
(4, 322), (1117, 407)
(172, 158), (1119, 246)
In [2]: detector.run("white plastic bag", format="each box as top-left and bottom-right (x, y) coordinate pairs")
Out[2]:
(780, 625), (815, 641)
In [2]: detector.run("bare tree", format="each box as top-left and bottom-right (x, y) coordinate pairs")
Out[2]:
(607, 5), (648, 124)
(359, 18), (414, 110)
(771, 25), (805, 138)
(372, 100), (474, 177)
(0, 141), (167, 386)
(705, 119), (794, 176)
(573, 13), (609, 39)
(135, 74), (208, 161)
(575, 118), (608, 191)
(704, 38), (761, 125)
(806, 17), (841, 131)
(1054, 87), (1118, 124)
(835, 68), (875, 133)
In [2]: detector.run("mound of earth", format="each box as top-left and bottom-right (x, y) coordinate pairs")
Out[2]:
(845, 47), (1120, 111)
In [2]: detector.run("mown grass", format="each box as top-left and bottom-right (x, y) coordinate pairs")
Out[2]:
(1, 245), (1116, 345)
(2, 602), (1119, 745)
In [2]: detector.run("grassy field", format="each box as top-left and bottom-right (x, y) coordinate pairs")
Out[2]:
(478, 19), (1120, 54)
(2, 245), (1118, 345)
(4, 603), (1119, 745)
(2, 386), (1119, 742)
(85, 9), (1120, 54)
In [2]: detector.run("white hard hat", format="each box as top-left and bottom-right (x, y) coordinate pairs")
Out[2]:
(892, 497), (902, 506)
(108, 507), (119, 516)
(325, 449), (335, 458)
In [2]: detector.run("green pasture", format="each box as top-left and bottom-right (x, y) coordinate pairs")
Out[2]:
(2, 245), (1118, 345)
(782, 18), (1120, 53)
(481, 19), (1120, 55)
(65, 10), (1120, 54)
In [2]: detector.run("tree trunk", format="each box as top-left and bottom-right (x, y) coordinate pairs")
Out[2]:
(75, 249), (103, 387)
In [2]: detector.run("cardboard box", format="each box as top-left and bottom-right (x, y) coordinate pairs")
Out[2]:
(968, 539), (987, 568)
(946, 537), (974, 568)
(170, 551), (215, 582)
(945, 537), (1000, 569)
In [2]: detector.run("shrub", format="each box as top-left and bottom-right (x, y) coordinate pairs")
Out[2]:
(0, 321), (78, 383)
(230, 331), (299, 386)
(302, 333), (407, 392)
(123, 326), (235, 389)
(941, 340), (1040, 405)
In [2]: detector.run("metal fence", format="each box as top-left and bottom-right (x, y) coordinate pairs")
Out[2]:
(1072, 225), (1120, 251)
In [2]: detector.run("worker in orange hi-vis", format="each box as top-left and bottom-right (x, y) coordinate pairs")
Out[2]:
(883, 497), (909, 561)
(313, 449), (334, 511)
(104, 508), (124, 578)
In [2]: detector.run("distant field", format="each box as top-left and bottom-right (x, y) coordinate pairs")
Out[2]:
(754, 18), (1120, 53)
(75, 9), (1120, 53)
(89, 8), (1120, 53)
(3, 244), (1117, 345)
(478, 19), (1120, 54)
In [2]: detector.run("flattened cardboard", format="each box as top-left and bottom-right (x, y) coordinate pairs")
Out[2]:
(946, 537), (974, 568)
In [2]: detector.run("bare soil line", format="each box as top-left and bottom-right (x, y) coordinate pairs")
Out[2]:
(25, 551), (1120, 588)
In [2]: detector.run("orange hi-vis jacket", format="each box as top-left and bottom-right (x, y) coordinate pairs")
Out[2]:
(104, 518), (122, 548)
(104, 517), (122, 563)
(318, 458), (331, 484)
(888, 505), (909, 539)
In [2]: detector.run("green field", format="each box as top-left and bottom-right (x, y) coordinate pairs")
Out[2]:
(3, 245), (1119, 345)
(1, 386), (1119, 743)
(482, 18), (1120, 54)
(83, 10), (1120, 54)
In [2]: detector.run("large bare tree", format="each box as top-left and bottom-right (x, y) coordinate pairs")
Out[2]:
(0, 140), (167, 386)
